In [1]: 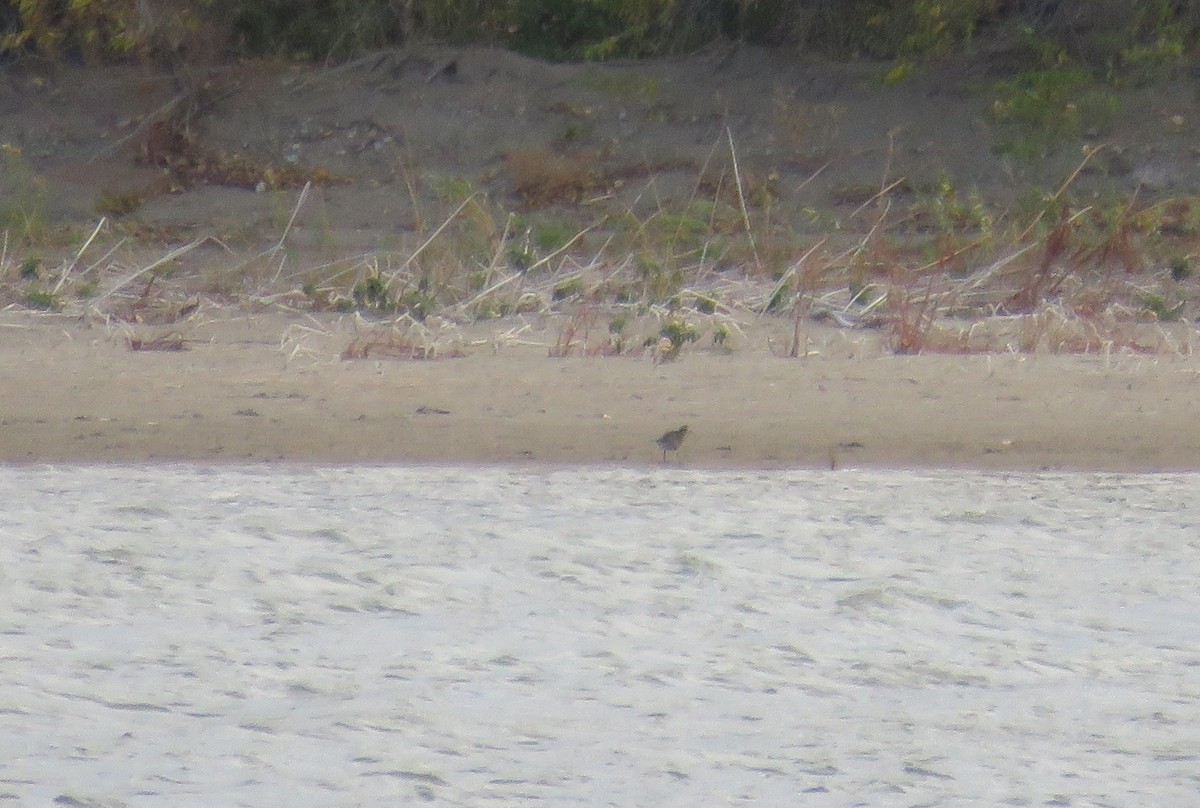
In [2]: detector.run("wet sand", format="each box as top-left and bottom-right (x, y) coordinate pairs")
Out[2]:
(3, 308), (1199, 471)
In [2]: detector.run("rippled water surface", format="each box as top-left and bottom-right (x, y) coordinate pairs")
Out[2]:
(1, 465), (1198, 806)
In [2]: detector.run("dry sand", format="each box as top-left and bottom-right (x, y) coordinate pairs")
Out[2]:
(4, 307), (1199, 471)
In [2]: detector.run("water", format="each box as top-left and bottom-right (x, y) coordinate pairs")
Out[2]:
(1, 465), (1198, 806)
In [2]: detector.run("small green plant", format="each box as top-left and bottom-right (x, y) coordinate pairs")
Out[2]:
(907, 173), (995, 271)
(24, 288), (60, 311)
(507, 242), (536, 271)
(660, 318), (699, 351)
(18, 256), (40, 280)
(396, 281), (437, 321)
(763, 283), (789, 313)
(557, 118), (591, 143)
(1138, 291), (1185, 322)
(552, 276), (585, 301)
(637, 254), (684, 302)
(916, 173), (993, 235)
(606, 314), (629, 353)
(695, 294), (717, 314)
(352, 273), (394, 313)
(899, 0), (991, 62)
(472, 297), (512, 320)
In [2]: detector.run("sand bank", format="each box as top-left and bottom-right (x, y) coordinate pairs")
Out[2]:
(2, 309), (1199, 471)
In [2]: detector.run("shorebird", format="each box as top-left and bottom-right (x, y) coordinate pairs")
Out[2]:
(655, 425), (688, 463)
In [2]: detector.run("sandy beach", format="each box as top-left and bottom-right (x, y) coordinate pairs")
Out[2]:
(3, 307), (1198, 471)
(2, 49), (1200, 472)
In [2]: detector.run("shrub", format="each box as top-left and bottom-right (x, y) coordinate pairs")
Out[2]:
(1, 0), (214, 63)
(2, 0), (1198, 77)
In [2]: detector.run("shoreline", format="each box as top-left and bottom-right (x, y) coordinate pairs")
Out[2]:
(4, 310), (1199, 472)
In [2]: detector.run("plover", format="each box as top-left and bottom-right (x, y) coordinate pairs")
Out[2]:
(655, 425), (689, 463)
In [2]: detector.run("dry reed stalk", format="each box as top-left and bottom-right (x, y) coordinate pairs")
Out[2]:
(886, 267), (962, 355)
(456, 271), (522, 314)
(1008, 206), (1094, 311)
(522, 224), (594, 275)
(51, 218), (107, 294)
(77, 237), (128, 285)
(397, 152), (425, 230)
(91, 237), (209, 305)
(549, 307), (599, 358)
(1016, 144), (1104, 243)
(759, 236), (828, 316)
(386, 193), (480, 286)
(268, 181), (312, 284)
(959, 242), (1039, 296)
(725, 126), (761, 273)
(849, 177), (908, 221)
(480, 212), (515, 289)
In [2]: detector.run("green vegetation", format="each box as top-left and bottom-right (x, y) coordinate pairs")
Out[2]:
(351, 272), (393, 313)
(17, 256), (40, 280)
(988, 66), (1120, 160)
(551, 276), (585, 301)
(3, 1), (1197, 70)
(0, 143), (48, 244)
(23, 288), (60, 310)
(1138, 290), (1185, 321)
(660, 318), (699, 352)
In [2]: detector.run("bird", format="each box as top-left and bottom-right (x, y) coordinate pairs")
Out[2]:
(655, 425), (688, 463)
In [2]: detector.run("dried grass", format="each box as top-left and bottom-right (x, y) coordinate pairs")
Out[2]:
(128, 332), (190, 352)
(2, 121), (1192, 366)
(506, 148), (603, 207)
(341, 316), (466, 360)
